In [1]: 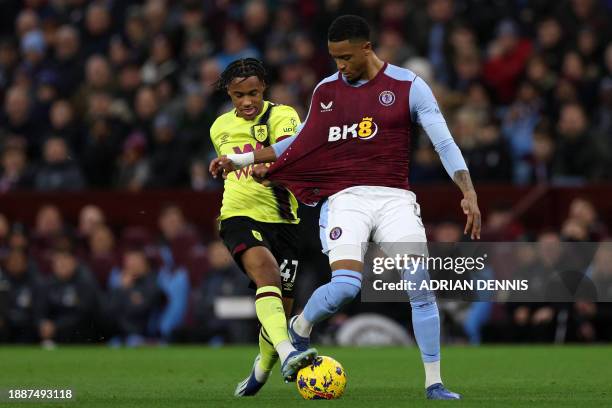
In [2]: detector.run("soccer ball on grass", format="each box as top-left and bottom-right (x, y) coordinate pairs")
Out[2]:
(296, 356), (346, 400)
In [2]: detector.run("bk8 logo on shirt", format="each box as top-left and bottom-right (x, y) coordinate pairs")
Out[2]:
(328, 117), (378, 142)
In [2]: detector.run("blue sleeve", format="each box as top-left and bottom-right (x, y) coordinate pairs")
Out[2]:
(408, 76), (468, 178)
(271, 125), (301, 157)
(424, 122), (468, 179)
(409, 76), (446, 127)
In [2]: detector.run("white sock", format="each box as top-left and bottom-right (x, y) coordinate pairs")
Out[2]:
(424, 360), (442, 388)
(254, 358), (271, 383)
(276, 340), (294, 362)
(293, 313), (313, 338)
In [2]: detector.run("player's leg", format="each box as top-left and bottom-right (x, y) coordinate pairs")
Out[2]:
(220, 218), (315, 394)
(290, 194), (370, 348)
(244, 247), (316, 382)
(244, 223), (300, 392)
(235, 298), (293, 397)
(257, 297), (293, 373)
(373, 188), (460, 400)
(240, 246), (295, 360)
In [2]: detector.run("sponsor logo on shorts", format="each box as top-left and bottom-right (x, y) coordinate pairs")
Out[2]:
(329, 227), (343, 240)
(379, 90), (395, 106)
(252, 230), (263, 241)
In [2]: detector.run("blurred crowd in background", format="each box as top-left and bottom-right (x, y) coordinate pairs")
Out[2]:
(0, 0), (611, 191)
(1, 0), (612, 346)
(1, 194), (611, 346)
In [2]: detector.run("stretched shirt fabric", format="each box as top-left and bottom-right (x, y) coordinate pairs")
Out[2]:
(210, 100), (301, 223)
(267, 63), (467, 205)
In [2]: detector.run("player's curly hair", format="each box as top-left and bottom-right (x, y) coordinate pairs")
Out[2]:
(328, 15), (370, 42)
(214, 58), (267, 91)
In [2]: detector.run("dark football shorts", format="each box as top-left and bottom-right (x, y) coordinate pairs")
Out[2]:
(219, 216), (300, 298)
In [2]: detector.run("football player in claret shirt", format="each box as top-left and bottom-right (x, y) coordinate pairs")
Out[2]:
(209, 58), (317, 395)
(211, 17), (481, 400)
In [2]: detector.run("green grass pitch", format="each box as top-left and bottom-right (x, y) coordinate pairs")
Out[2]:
(0, 345), (610, 407)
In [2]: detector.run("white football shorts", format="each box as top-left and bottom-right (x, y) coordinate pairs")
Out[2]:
(319, 186), (427, 264)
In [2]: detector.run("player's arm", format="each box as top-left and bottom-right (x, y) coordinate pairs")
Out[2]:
(410, 76), (481, 239)
(210, 80), (322, 178)
(209, 126), (301, 178)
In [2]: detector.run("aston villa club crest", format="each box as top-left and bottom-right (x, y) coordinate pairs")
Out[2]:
(379, 90), (395, 106)
(329, 227), (343, 240)
(252, 124), (269, 142)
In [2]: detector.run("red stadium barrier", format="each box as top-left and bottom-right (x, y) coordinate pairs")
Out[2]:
(0, 185), (610, 234)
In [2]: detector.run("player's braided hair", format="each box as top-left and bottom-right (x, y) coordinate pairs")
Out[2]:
(214, 58), (267, 91)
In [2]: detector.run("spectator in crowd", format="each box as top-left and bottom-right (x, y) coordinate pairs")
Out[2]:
(115, 131), (149, 191)
(481, 204), (525, 242)
(0, 249), (41, 342)
(552, 103), (606, 182)
(77, 205), (106, 241)
(36, 247), (99, 345)
(535, 17), (564, 70)
(0, 86), (40, 156)
(526, 121), (556, 184)
(143, 0), (170, 38)
(0, 213), (8, 250)
(466, 121), (513, 182)
(589, 243), (612, 300)
(215, 24), (259, 70)
(109, 36), (130, 70)
(48, 100), (82, 154)
(593, 77), (612, 141)
(177, 85), (215, 152)
(85, 224), (118, 289)
(376, 28), (414, 67)
(52, 25), (83, 97)
(34, 136), (84, 190)
(0, 38), (19, 91)
(108, 249), (165, 346)
(568, 242), (612, 342)
(73, 55), (115, 117)
(32, 204), (65, 242)
(410, 141), (447, 184)
(132, 86), (159, 144)
(483, 19), (533, 104)
(82, 2), (112, 58)
(511, 232), (563, 342)
(192, 240), (252, 343)
(146, 113), (189, 188)
(525, 55), (557, 112)
(409, 0), (455, 85)
(116, 60), (143, 108)
(80, 116), (122, 188)
(157, 245), (190, 342)
(141, 33), (178, 86)
(6, 223), (29, 253)
(19, 30), (48, 85)
(501, 80), (542, 165)
(158, 204), (190, 244)
(14, 9), (39, 40)
(123, 7), (148, 62)
(0, 138), (34, 192)
(567, 197), (608, 240)
(190, 159), (218, 192)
